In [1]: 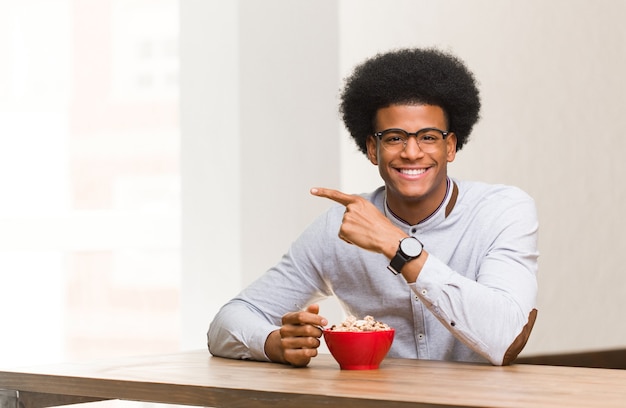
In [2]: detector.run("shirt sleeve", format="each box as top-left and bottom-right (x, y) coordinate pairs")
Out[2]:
(409, 190), (539, 366)
(207, 211), (336, 361)
(207, 299), (279, 361)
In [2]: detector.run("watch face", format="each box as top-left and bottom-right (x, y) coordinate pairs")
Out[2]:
(400, 237), (422, 257)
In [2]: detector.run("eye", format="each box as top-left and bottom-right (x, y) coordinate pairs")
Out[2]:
(419, 130), (442, 143)
(386, 136), (404, 144)
(382, 131), (406, 144)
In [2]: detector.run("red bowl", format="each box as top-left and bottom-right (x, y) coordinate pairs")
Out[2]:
(323, 329), (395, 370)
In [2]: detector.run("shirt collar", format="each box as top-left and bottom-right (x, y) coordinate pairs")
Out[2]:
(383, 177), (458, 230)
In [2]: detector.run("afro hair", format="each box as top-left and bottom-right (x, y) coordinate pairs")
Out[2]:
(340, 48), (481, 155)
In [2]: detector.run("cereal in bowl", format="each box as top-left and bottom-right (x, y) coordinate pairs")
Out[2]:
(328, 315), (391, 332)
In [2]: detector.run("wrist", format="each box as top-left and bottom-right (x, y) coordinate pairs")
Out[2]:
(264, 329), (286, 364)
(401, 250), (428, 283)
(383, 231), (410, 259)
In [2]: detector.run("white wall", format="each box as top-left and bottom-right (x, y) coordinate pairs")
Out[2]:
(180, 0), (343, 350)
(182, 0), (626, 355)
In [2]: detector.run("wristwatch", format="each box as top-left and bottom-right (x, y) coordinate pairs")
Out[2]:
(387, 236), (423, 275)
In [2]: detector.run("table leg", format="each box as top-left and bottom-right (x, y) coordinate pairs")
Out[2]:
(0, 390), (16, 408)
(0, 390), (106, 408)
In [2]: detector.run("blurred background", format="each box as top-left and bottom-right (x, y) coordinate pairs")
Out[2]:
(1, 0), (625, 368)
(0, 0), (180, 366)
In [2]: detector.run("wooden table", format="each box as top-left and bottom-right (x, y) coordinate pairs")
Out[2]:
(1, 350), (625, 408)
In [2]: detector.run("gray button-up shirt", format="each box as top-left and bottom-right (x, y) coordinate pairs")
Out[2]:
(208, 178), (539, 365)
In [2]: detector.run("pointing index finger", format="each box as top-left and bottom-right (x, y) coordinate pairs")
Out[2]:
(310, 187), (358, 206)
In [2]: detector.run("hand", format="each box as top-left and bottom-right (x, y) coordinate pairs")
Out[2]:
(310, 187), (405, 257)
(264, 304), (328, 367)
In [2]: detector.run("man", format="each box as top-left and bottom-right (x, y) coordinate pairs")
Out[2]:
(208, 48), (538, 367)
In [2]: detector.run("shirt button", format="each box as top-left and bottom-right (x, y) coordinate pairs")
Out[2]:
(421, 289), (427, 296)
(418, 333), (424, 340)
(414, 296), (419, 302)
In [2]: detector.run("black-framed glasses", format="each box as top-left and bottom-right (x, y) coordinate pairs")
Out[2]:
(374, 128), (450, 153)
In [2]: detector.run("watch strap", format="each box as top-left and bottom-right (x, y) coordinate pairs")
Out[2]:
(387, 252), (409, 275)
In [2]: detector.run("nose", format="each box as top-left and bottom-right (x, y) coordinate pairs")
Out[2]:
(401, 135), (424, 158)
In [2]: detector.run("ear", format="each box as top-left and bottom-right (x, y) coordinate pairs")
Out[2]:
(446, 133), (457, 163)
(366, 135), (378, 165)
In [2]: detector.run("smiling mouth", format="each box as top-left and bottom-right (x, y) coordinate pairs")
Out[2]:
(399, 168), (426, 176)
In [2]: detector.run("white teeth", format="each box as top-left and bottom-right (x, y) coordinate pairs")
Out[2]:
(400, 168), (426, 175)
